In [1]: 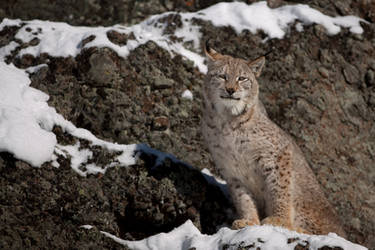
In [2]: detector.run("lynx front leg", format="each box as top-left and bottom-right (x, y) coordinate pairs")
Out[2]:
(261, 145), (294, 230)
(229, 181), (260, 230)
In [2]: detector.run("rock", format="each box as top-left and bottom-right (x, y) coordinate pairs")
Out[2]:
(318, 67), (330, 78)
(365, 69), (374, 86)
(314, 24), (327, 39)
(88, 49), (119, 86)
(178, 110), (189, 119)
(369, 59), (375, 70)
(267, 0), (284, 8)
(158, 14), (183, 35)
(0, 146), (232, 247)
(368, 92), (375, 107)
(343, 64), (360, 85)
(360, 0), (375, 22)
(333, 1), (351, 15)
(319, 49), (332, 65)
(106, 30), (135, 46)
(152, 116), (169, 131)
(153, 75), (175, 89)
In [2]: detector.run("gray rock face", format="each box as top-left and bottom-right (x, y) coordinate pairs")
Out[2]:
(1, 0), (375, 249)
(0, 130), (232, 248)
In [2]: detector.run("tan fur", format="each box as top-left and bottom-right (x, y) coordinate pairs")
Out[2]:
(201, 46), (346, 237)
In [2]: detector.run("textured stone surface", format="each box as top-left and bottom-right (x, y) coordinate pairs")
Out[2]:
(1, 0), (374, 26)
(0, 137), (232, 248)
(0, 0), (375, 249)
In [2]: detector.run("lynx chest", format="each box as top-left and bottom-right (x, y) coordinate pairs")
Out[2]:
(202, 120), (268, 202)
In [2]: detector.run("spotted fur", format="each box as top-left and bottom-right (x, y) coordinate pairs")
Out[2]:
(201, 45), (346, 236)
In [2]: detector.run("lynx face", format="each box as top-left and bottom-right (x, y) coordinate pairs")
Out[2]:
(204, 46), (265, 116)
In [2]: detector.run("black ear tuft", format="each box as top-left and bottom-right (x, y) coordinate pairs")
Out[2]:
(205, 39), (211, 53)
(204, 40), (224, 61)
(253, 49), (272, 62)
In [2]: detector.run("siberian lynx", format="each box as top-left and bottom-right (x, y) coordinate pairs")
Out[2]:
(201, 42), (346, 236)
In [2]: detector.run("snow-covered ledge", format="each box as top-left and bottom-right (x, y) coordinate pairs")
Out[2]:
(95, 220), (366, 250)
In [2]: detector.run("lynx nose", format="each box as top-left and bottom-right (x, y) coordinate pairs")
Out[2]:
(226, 87), (236, 96)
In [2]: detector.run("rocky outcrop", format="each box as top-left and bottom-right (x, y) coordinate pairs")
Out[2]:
(0, 0), (375, 249)
(1, 0), (374, 27)
(0, 128), (232, 248)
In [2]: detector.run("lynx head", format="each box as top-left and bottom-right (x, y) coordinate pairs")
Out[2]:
(204, 43), (265, 116)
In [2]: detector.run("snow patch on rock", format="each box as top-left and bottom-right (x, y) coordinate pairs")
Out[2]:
(0, 61), (137, 172)
(0, 62), (56, 166)
(0, 1), (366, 74)
(99, 220), (367, 250)
(181, 89), (193, 100)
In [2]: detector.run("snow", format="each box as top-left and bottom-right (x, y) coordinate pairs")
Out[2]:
(0, 62), (57, 166)
(0, 1), (366, 74)
(55, 142), (109, 176)
(201, 168), (226, 185)
(0, 41), (19, 61)
(56, 142), (93, 176)
(0, 18), (21, 30)
(295, 22), (304, 32)
(0, 60), (137, 171)
(25, 64), (48, 74)
(201, 168), (230, 200)
(80, 225), (94, 230)
(196, 1), (366, 39)
(0, 1), (369, 249)
(181, 89), (193, 100)
(98, 220), (366, 250)
(53, 125), (138, 176)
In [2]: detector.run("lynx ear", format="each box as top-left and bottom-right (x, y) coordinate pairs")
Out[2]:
(248, 56), (265, 77)
(204, 40), (224, 61)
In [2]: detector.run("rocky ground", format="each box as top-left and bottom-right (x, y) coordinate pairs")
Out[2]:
(0, 0), (375, 249)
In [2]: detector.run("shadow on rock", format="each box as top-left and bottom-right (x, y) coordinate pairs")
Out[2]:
(112, 143), (233, 240)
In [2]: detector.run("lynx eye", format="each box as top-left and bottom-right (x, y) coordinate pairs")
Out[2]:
(237, 76), (248, 82)
(217, 74), (227, 80)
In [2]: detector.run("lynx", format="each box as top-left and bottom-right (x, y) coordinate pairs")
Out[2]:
(201, 42), (346, 236)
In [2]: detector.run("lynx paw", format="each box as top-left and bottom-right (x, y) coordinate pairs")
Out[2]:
(261, 216), (292, 230)
(261, 216), (312, 234)
(232, 218), (260, 230)
(295, 227), (311, 235)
